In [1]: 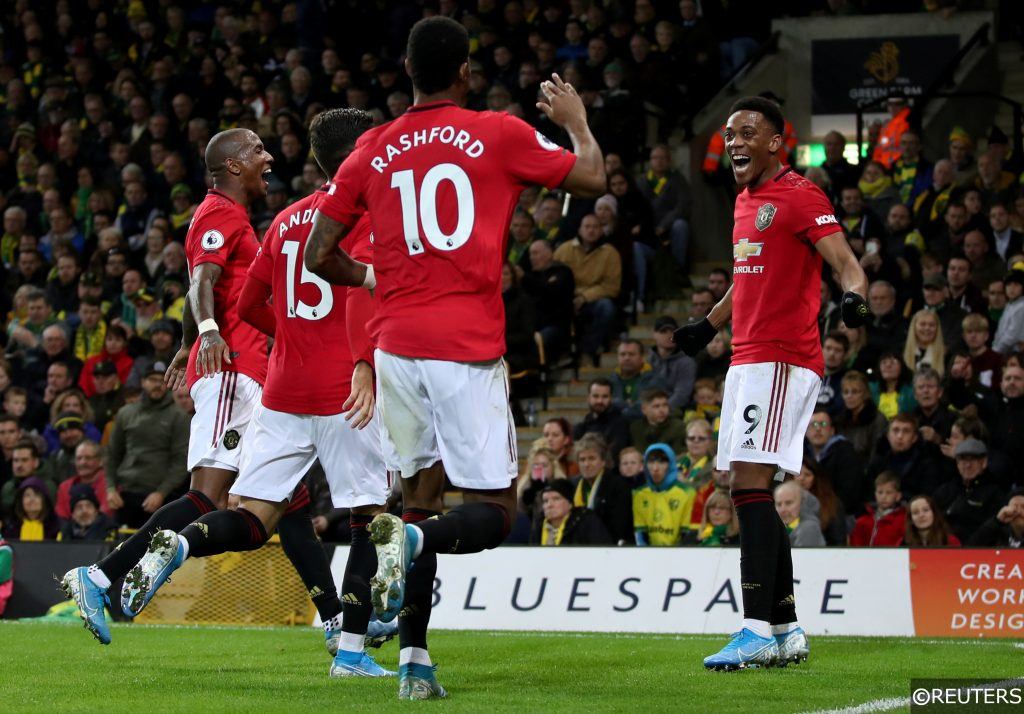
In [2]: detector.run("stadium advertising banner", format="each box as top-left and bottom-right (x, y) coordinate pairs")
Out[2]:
(811, 35), (960, 114)
(329, 547), (915, 636)
(909, 549), (1024, 638)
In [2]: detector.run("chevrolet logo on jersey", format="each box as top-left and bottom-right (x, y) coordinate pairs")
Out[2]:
(734, 239), (764, 262)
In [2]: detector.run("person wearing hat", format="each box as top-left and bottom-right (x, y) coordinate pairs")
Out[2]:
(871, 96), (910, 169)
(947, 126), (976, 185)
(169, 183), (196, 234)
(933, 437), (1006, 542)
(39, 412), (87, 485)
(104, 359), (189, 529)
(993, 270), (1024, 354)
(920, 272), (968, 349)
(649, 314), (696, 411)
(158, 271), (187, 322)
(528, 477), (613, 545)
(59, 482), (116, 541)
(131, 286), (164, 339)
(87, 360), (126, 431)
(968, 489), (1024, 547)
(2, 475), (59, 541)
(55, 439), (111, 522)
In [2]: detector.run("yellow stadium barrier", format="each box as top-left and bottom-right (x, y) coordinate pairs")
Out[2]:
(133, 537), (315, 627)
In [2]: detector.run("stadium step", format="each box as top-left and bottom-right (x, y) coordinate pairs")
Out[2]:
(547, 396), (589, 411)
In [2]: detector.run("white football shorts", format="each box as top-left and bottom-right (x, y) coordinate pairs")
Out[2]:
(187, 371), (262, 472)
(717, 361), (821, 476)
(229, 404), (390, 508)
(375, 349), (518, 490)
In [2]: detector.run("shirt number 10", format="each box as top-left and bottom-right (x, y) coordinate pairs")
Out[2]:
(391, 163), (476, 255)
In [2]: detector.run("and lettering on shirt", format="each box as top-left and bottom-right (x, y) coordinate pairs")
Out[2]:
(317, 101), (577, 362)
(247, 186), (373, 415)
(730, 168), (841, 376)
(184, 190), (268, 390)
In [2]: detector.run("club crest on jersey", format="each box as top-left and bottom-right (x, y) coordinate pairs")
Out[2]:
(222, 429), (240, 450)
(733, 238), (763, 262)
(201, 229), (225, 251)
(755, 203), (777, 231)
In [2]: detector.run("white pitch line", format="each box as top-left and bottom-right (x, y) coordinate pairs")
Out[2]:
(801, 676), (1024, 714)
(798, 695), (909, 714)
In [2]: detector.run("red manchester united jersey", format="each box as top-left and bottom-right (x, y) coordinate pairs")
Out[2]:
(247, 187), (374, 415)
(318, 101), (577, 362)
(730, 168), (840, 376)
(185, 189), (268, 390)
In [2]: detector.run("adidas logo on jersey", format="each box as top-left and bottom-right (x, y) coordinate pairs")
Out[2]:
(740, 438), (757, 450)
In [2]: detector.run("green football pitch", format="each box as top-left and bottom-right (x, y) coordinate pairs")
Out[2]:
(1, 621), (1021, 712)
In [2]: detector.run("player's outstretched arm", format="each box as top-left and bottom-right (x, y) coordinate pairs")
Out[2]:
(815, 233), (870, 328)
(305, 211), (374, 288)
(190, 262), (233, 377)
(536, 74), (606, 198)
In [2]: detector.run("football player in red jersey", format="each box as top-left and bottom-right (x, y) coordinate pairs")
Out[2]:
(112, 110), (397, 678)
(306, 16), (605, 699)
(675, 97), (869, 671)
(61, 129), (274, 644)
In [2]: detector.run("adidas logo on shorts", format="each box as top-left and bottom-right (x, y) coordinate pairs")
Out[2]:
(740, 438), (757, 450)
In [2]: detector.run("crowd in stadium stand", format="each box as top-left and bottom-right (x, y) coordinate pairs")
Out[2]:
(0, 1), (1021, 556)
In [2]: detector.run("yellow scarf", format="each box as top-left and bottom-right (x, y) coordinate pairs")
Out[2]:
(19, 519), (44, 541)
(646, 171), (668, 196)
(858, 174), (893, 199)
(574, 473), (602, 508)
(540, 518), (568, 546)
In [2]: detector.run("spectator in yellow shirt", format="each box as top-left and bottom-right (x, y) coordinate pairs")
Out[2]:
(633, 443), (696, 546)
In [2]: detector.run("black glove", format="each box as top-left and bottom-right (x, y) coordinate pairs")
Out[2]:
(673, 318), (717, 357)
(840, 291), (870, 328)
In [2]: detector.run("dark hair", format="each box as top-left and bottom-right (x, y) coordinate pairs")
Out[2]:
(407, 17), (469, 95)
(824, 330), (850, 352)
(890, 412), (919, 429)
(728, 96), (785, 136)
(543, 416), (572, 440)
(875, 470), (901, 490)
(640, 388), (670, 403)
(13, 438), (39, 458)
(800, 457), (840, 532)
(588, 377), (612, 391)
(106, 324), (129, 341)
(309, 108), (373, 177)
(904, 494), (957, 546)
(0, 413), (19, 426)
(709, 267), (730, 283)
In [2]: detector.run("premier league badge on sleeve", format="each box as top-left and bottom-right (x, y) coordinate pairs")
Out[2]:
(755, 203), (776, 231)
(202, 229), (225, 251)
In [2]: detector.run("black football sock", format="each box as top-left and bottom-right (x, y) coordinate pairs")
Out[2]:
(731, 488), (778, 633)
(414, 502), (511, 555)
(770, 513), (798, 630)
(398, 510), (438, 654)
(340, 514), (375, 638)
(278, 498), (342, 623)
(179, 507), (268, 557)
(96, 490), (216, 582)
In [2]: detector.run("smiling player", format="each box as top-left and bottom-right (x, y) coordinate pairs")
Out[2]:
(62, 129), (275, 644)
(674, 96), (869, 670)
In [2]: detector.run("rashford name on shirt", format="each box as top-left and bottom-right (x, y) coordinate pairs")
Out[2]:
(369, 125), (485, 173)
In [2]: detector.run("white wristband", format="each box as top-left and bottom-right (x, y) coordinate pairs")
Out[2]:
(361, 264), (376, 290)
(198, 319), (220, 335)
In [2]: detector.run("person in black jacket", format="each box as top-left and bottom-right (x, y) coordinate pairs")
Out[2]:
(571, 432), (633, 544)
(867, 414), (946, 498)
(501, 261), (537, 374)
(529, 479), (613, 546)
(573, 378), (630, 460)
(967, 491), (1024, 547)
(805, 408), (869, 519)
(59, 483), (116, 541)
(521, 239), (575, 363)
(934, 439), (1006, 543)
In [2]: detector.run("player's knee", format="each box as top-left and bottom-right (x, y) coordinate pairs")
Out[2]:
(185, 489), (218, 515)
(236, 507), (270, 550)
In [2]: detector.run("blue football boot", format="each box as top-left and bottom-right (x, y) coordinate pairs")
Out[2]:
(368, 514), (418, 622)
(60, 566), (112, 645)
(398, 663), (448, 700)
(773, 626), (809, 666)
(330, 649), (396, 678)
(121, 529), (185, 617)
(703, 628), (779, 671)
